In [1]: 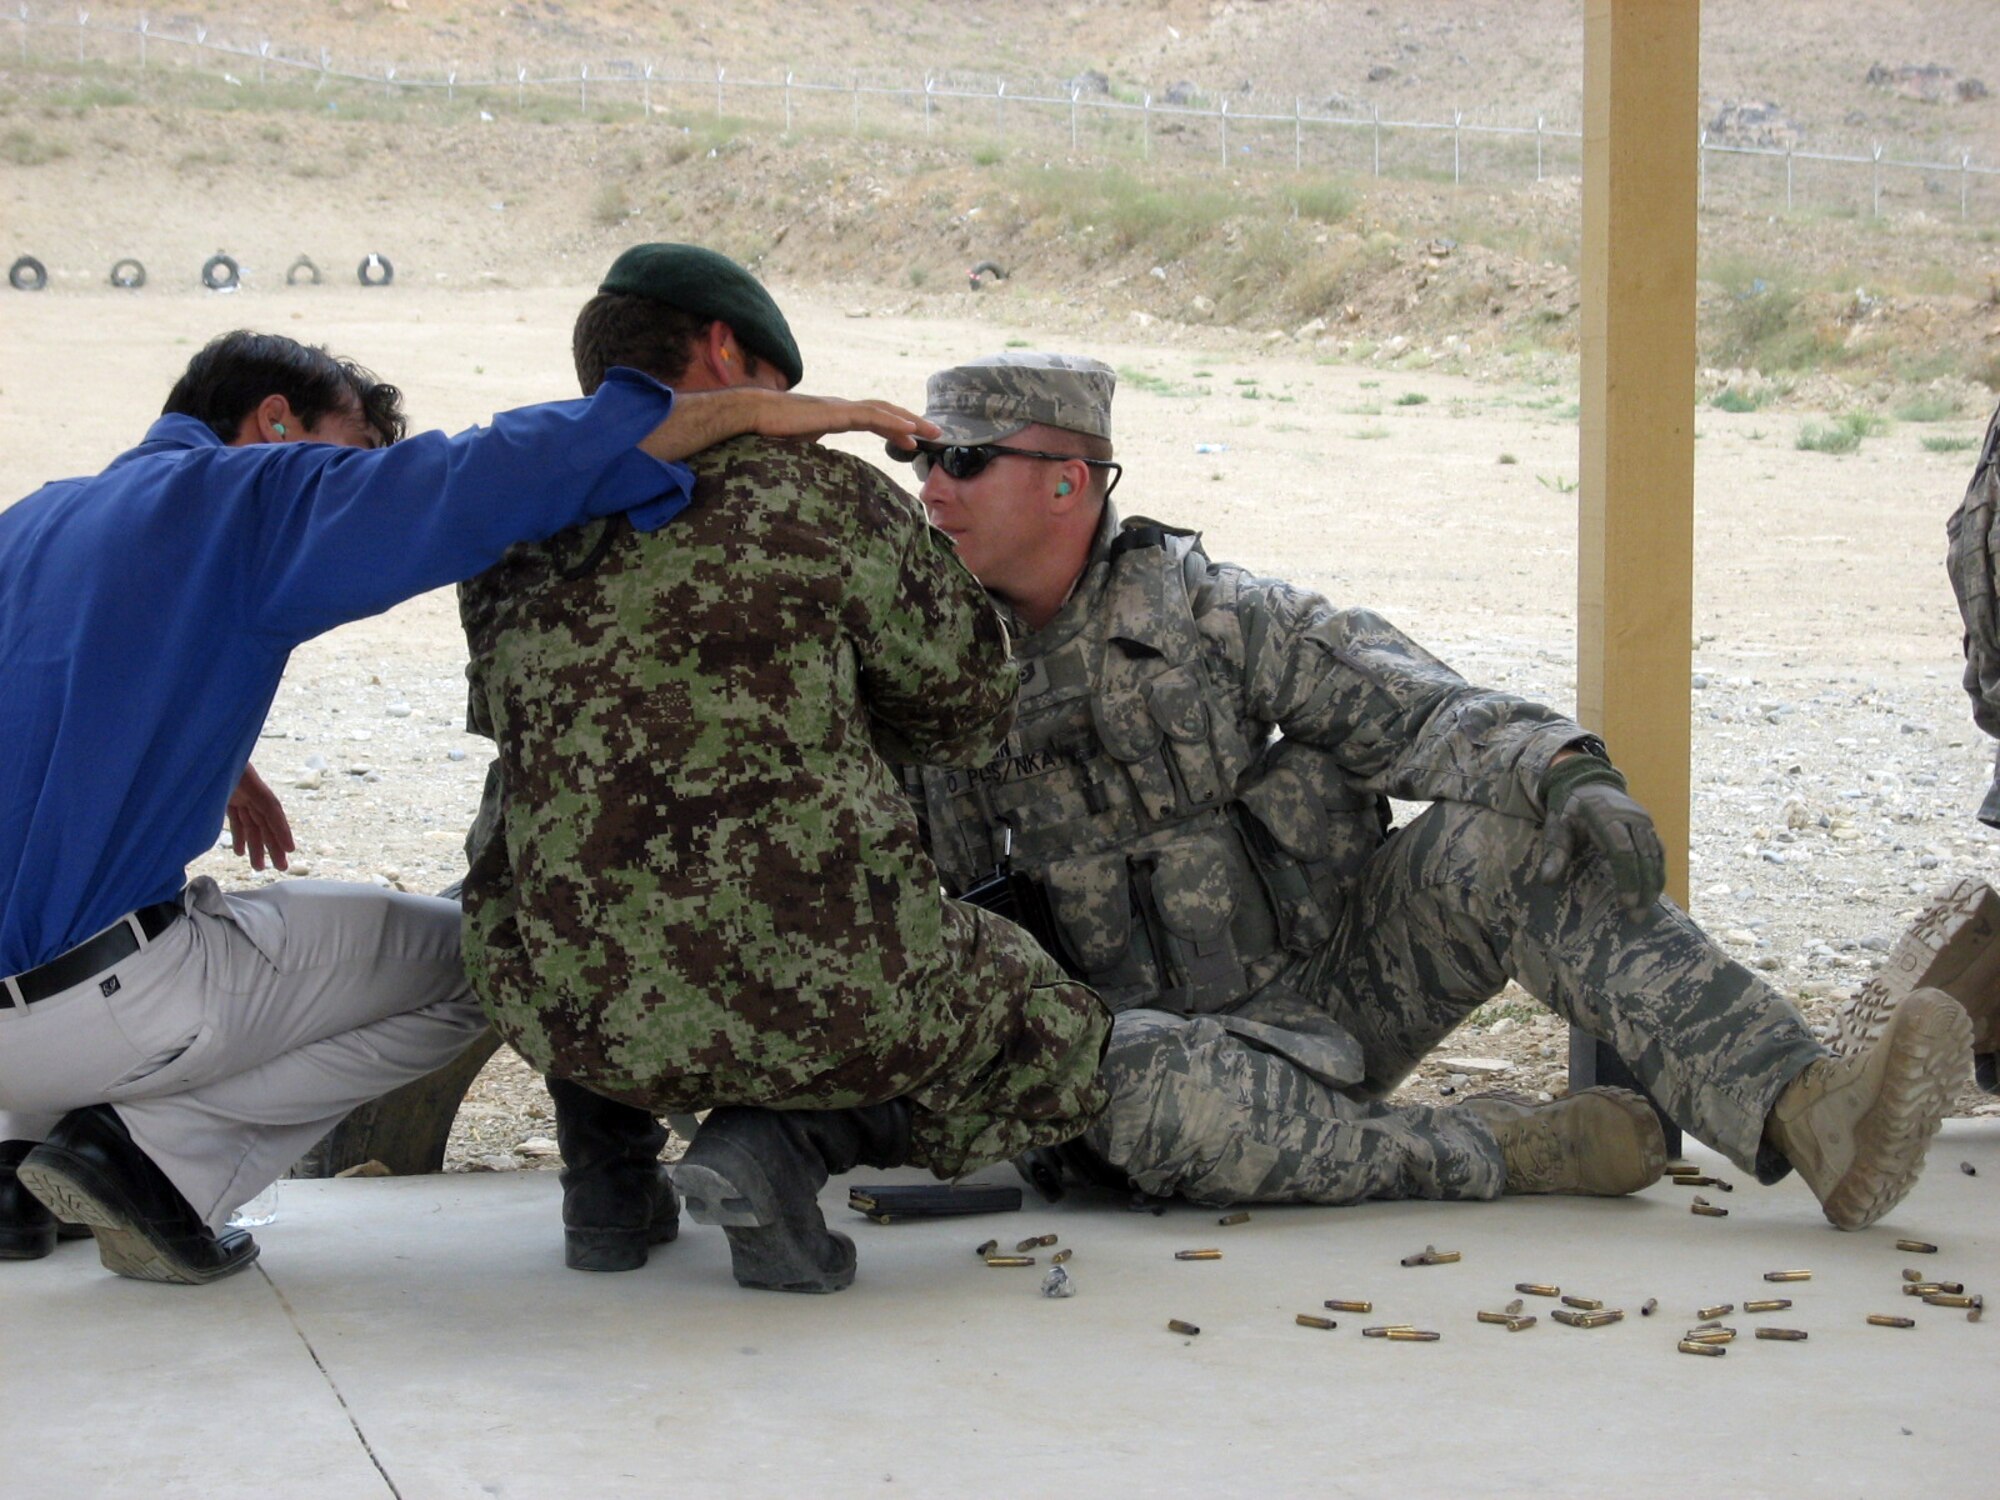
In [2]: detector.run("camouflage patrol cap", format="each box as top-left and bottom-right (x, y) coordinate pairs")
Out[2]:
(924, 352), (1116, 445)
(598, 242), (804, 388)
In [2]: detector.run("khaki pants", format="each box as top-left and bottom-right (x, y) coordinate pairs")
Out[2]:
(0, 877), (487, 1227)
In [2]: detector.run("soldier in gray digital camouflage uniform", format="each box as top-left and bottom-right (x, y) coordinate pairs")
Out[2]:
(457, 251), (1109, 1293)
(894, 351), (1972, 1231)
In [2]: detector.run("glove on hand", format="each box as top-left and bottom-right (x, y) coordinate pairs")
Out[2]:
(1536, 754), (1667, 915)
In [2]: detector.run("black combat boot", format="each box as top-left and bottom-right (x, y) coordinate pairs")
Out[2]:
(670, 1102), (913, 1294)
(547, 1076), (679, 1272)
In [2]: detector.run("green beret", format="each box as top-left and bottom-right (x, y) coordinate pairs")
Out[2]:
(598, 243), (803, 388)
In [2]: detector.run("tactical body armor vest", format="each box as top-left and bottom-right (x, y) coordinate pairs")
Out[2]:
(916, 519), (1389, 1015)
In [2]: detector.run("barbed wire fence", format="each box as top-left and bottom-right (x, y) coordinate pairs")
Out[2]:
(10, 6), (2000, 224)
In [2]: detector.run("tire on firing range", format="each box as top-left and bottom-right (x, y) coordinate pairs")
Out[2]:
(202, 253), (241, 291)
(9, 255), (48, 291)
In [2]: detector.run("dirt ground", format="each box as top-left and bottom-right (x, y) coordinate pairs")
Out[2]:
(3, 278), (1997, 1173)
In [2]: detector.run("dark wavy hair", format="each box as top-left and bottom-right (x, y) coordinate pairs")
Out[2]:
(161, 330), (406, 446)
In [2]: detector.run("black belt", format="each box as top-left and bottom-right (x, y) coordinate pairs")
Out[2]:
(0, 902), (182, 1009)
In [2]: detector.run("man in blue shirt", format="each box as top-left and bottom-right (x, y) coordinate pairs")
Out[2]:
(0, 328), (937, 1285)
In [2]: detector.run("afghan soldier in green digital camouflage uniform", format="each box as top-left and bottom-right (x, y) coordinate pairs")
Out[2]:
(893, 351), (1972, 1232)
(457, 250), (1109, 1293)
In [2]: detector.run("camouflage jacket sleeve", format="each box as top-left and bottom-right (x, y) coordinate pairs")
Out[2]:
(1192, 556), (1583, 818)
(833, 456), (1019, 769)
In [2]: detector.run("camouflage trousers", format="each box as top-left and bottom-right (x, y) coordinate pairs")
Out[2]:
(472, 898), (1110, 1181)
(1081, 801), (1828, 1206)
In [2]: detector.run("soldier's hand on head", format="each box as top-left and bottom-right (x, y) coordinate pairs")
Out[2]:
(1536, 754), (1666, 915)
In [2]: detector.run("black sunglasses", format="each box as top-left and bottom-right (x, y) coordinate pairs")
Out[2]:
(888, 440), (1122, 499)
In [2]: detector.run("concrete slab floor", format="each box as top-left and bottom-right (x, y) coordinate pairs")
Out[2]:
(4, 1122), (1996, 1500)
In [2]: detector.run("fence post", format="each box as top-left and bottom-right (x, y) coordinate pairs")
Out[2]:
(924, 75), (933, 137)
(384, 64), (395, 98)
(1452, 108), (1462, 183)
(1294, 96), (1302, 169)
(784, 69), (792, 132)
(1872, 141), (1882, 217)
(715, 64), (723, 117)
(258, 39), (268, 88)
(1142, 91), (1151, 161)
(17, 3), (26, 66)
(1535, 113), (1544, 181)
(1698, 128), (1707, 207)
(1785, 146), (1793, 210)
(318, 46), (330, 92)
(996, 80), (1005, 142)
(1220, 96), (1229, 165)
(516, 64), (525, 110)
(851, 74), (860, 135)
(447, 66), (455, 104)
(73, 8), (83, 65)
(1371, 102), (1381, 176)
(579, 64), (587, 115)
(1963, 149), (1973, 221)
(642, 63), (651, 116)
(1071, 83), (1079, 153)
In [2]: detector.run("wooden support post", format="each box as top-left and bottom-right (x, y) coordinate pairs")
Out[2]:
(1571, 0), (1699, 1150)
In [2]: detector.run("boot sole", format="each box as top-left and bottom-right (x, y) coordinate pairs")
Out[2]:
(1575, 1087), (1669, 1196)
(669, 1161), (770, 1228)
(15, 1152), (259, 1286)
(670, 1138), (856, 1293)
(1821, 992), (1973, 1231)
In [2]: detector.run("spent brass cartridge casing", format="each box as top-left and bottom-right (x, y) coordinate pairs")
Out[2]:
(1514, 1282), (1560, 1297)
(1323, 1299), (1373, 1314)
(1896, 1240), (1939, 1254)
(1016, 1235), (1057, 1252)
(984, 1255), (1036, 1268)
(1924, 1293), (1979, 1308)
(1504, 1316), (1537, 1332)
(1175, 1248), (1222, 1261)
(1683, 1328), (1736, 1344)
(1903, 1267), (1925, 1282)
(1383, 1329), (1441, 1342)
(1971, 1302), (1986, 1323)
(1671, 1174), (1722, 1187)
(1664, 1161), (1696, 1175)
(1696, 1303), (1734, 1320)
(1867, 1314), (1917, 1328)
(1764, 1270), (1813, 1282)
(1743, 1299), (1792, 1313)
(1166, 1319), (1201, 1336)
(1561, 1295), (1604, 1311)
(1362, 1325), (1417, 1337)
(1691, 1202), (1729, 1217)
(1050, 1248), (1073, 1265)
(1678, 1339), (1728, 1357)
(1935, 1282), (1966, 1295)
(1640, 1298), (1659, 1317)
(1551, 1309), (1622, 1328)
(1755, 1327), (1809, 1342)
(1295, 1313), (1338, 1330)
(1477, 1310), (1516, 1325)
(1217, 1211), (1252, 1227)
(1904, 1283), (1947, 1297)
(1504, 1298), (1525, 1316)
(1400, 1245), (1461, 1266)
(975, 1239), (998, 1258)
(1963, 1161), (1978, 1176)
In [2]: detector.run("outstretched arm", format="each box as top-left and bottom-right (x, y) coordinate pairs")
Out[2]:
(639, 388), (939, 461)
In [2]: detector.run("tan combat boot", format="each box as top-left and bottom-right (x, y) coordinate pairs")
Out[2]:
(1765, 988), (1972, 1231)
(1458, 1087), (1667, 1196)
